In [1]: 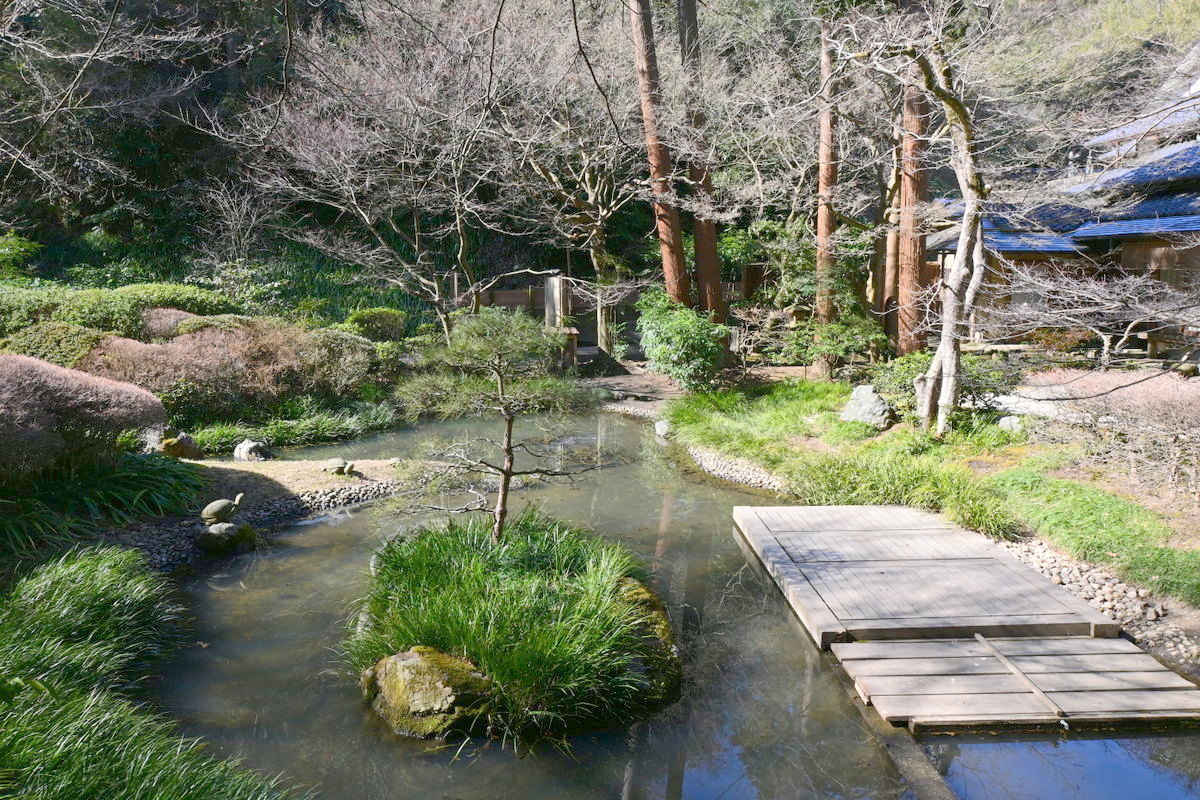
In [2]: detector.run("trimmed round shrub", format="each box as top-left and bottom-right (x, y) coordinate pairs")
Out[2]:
(636, 288), (729, 391)
(50, 288), (144, 338)
(302, 328), (376, 395)
(172, 314), (257, 337)
(0, 285), (71, 337)
(111, 283), (241, 316)
(343, 307), (409, 342)
(1, 322), (106, 367)
(0, 354), (166, 476)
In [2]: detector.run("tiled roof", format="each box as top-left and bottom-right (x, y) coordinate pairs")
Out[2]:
(1071, 214), (1200, 239)
(938, 231), (1083, 253)
(1063, 140), (1200, 193)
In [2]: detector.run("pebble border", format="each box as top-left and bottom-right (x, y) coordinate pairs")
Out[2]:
(104, 478), (402, 572)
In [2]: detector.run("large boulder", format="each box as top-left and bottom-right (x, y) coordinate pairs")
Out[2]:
(359, 647), (492, 738)
(618, 578), (683, 711)
(839, 384), (895, 431)
(233, 439), (273, 461)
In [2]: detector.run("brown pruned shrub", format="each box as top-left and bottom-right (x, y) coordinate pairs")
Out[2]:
(78, 318), (308, 423)
(0, 354), (166, 477)
(141, 307), (198, 339)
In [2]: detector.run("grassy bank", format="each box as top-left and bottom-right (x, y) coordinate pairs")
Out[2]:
(346, 510), (678, 738)
(666, 380), (1200, 603)
(0, 548), (296, 799)
(0, 453), (206, 565)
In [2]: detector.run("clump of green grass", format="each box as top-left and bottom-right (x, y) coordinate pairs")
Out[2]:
(0, 454), (206, 562)
(190, 402), (400, 453)
(665, 381), (1022, 538)
(989, 469), (1200, 604)
(665, 380), (851, 453)
(347, 509), (676, 737)
(0, 548), (297, 799)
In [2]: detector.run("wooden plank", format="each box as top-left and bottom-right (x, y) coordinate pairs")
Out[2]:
(908, 710), (1200, 731)
(844, 653), (1162, 677)
(753, 505), (956, 533)
(856, 671), (1195, 698)
(840, 615), (1104, 641)
(975, 633), (1065, 718)
(1052, 690), (1200, 714)
(733, 507), (846, 648)
(876, 689), (1200, 724)
(833, 637), (1142, 661)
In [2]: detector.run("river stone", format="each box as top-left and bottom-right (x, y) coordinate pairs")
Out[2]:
(839, 384), (895, 430)
(654, 419), (672, 438)
(359, 646), (491, 738)
(233, 439), (273, 461)
(196, 521), (256, 554)
(159, 432), (203, 459)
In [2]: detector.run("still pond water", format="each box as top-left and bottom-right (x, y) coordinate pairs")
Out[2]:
(158, 413), (1200, 800)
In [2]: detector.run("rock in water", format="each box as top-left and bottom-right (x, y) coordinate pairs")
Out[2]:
(359, 647), (491, 738)
(197, 521), (256, 554)
(618, 578), (683, 710)
(159, 432), (203, 459)
(839, 384), (895, 431)
(654, 419), (672, 438)
(233, 439), (273, 461)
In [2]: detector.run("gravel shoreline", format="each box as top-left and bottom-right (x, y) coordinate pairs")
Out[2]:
(104, 476), (402, 572)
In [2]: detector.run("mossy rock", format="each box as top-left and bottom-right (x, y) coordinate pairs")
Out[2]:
(359, 646), (492, 738)
(617, 577), (683, 711)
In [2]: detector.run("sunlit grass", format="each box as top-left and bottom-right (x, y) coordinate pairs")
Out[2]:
(346, 509), (675, 738)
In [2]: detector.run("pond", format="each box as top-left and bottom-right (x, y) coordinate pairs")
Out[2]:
(157, 413), (1200, 800)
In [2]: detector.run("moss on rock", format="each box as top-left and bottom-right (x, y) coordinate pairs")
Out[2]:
(359, 646), (492, 738)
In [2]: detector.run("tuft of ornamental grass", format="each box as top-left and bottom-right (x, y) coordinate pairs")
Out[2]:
(989, 469), (1200, 604)
(0, 453), (206, 563)
(189, 402), (400, 454)
(0, 548), (299, 799)
(346, 509), (665, 737)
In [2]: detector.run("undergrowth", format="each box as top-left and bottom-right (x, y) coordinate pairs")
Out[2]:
(0, 548), (298, 799)
(0, 454), (206, 563)
(346, 509), (671, 738)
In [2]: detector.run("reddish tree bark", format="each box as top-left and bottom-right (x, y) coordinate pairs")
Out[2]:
(814, 21), (838, 327)
(897, 79), (929, 355)
(677, 0), (725, 321)
(630, 0), (690, 304)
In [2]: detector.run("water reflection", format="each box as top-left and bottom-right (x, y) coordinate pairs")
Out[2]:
(159, 414), (902, 799)
(158, 413), (1200, 799)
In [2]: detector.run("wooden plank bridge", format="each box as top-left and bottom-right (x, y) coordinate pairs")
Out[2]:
(734, 505), (1200, 731)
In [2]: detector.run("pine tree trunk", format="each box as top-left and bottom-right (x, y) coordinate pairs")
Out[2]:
(492, 412), (515, 544)
(897, 79), (929, 356)
(630, 0), (690, 304)
(814, 21), (838, 332)
(677, 0), (725, 322)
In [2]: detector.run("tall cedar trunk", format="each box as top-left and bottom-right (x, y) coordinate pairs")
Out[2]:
(814, 21), (838, 330)
(910, 48), (989, 436)
(492, 412), (514, 543)
(677, 0), (726, 322)
(630, 0), (690, 304)
(897, 79), (929, 355)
